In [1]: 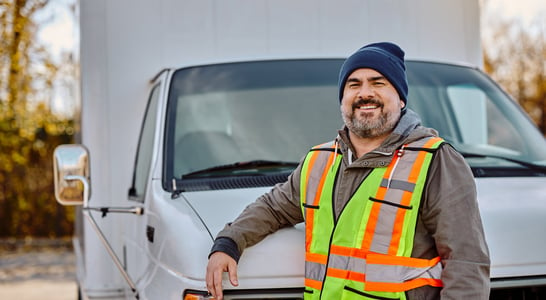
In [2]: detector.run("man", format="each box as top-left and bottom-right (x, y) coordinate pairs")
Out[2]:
(206, 42), (490, 299)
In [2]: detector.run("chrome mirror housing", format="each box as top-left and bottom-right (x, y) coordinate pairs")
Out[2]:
(53, 144), (91, 206)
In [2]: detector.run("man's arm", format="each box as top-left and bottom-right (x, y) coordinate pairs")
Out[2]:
(423, 144), (491, 299)
(205, 163), (305, 299)
(212, 163), (305, 254)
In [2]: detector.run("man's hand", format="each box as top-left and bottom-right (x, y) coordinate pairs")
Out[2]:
(206, 251), (239, 300)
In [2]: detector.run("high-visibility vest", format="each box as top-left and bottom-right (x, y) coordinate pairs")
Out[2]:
(300, 137), (445, 300)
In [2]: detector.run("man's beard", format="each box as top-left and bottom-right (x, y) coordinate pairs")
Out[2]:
(341, 99), (401, 138)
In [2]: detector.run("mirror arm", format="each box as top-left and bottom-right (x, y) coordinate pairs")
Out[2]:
(65, 175), (90, 207)
(86, 207), (144, 218)
(64, 175), (140, 298)
(65, 175), (144, 216)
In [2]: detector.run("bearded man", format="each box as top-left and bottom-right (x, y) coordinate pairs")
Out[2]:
(206, 42), (491, 300)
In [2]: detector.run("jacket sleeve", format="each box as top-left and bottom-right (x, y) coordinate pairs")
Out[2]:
(422, 144), (491, 299)
(213, 162), (305, 257)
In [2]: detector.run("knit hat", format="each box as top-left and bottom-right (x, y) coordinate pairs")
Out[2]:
(338, 42), (408, 104)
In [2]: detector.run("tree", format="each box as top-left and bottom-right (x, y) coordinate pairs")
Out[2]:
(482, 2), (546, 135)
(0, 0), (76, 237)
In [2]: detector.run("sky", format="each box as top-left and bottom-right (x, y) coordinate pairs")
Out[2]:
(487, 0), (545, 23)
(36, 0), (78, 61)
(34, 0), (78, 116)
(483, 0), (545, 38)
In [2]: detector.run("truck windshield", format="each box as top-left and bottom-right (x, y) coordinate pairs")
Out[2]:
(164, 59), (546, 188)
(406, 61), (546, 173)
(165, 59), (343, 182)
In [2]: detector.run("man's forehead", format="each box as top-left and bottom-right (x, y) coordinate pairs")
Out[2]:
(347, 68), (385, 80)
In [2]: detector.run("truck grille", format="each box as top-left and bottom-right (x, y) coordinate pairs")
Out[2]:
(490, 286), (546, 299)
(222, 288), (304, 299)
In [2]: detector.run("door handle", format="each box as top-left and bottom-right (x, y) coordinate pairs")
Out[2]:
(146, 225), (155, 243)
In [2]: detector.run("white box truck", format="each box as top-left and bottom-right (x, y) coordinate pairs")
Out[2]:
(53, 0), (546, 299)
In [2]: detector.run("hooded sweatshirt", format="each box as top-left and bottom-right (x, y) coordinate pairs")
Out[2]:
(212, 109), (490, 299)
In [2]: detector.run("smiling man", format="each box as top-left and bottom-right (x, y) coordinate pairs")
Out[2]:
(341, 68), (405, 155)
(206, 42), (490, 300)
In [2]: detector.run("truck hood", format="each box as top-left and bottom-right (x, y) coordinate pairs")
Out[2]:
(476, 177), (546, 280)
(183, 177), (546, 286)
(183, 187), (304, 287)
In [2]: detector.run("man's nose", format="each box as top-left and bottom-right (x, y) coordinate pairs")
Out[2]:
(357, 84), (374, 99)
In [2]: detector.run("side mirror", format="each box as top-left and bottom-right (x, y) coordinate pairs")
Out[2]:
(53, 144), (91, 206)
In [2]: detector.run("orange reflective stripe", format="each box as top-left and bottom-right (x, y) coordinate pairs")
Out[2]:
(313, 151), (335, 207)
(303, 151), (320, 204)
(388, 149), (425, 255)
(306, 252), (328, 264)
(330, 244), (367, 259)
(365, 254), (443, 293)
(408, 143), (429, 183)
(348, 271), (366, 283)
(304, 151), (320, 252)
(389, 138), (442, 255)
(388, 189), (413, 255)
(304, 213), (313, 251)
(361, 150), (402, 252)
(424, 137), (444, 147)
(366, 278), (443, 292)
(305, 278), (323, 291)
(305, 150), (335, 252)
(326, 268), (348, 280)
(326, 268), (366, 283)
(368, 253), (441, 268)
(361, 201), (380, 252)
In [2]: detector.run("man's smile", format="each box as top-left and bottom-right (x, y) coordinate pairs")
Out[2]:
(357, 104), (380, 110)
(353, 100), (382, 112)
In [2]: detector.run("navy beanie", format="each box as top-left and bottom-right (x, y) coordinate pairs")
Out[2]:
(338, 42), (408, 104)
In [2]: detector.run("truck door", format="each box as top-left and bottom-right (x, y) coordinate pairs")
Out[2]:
(125, 72), (167, 286)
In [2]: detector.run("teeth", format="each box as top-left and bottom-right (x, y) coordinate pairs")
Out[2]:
(358, 104), (378, 109)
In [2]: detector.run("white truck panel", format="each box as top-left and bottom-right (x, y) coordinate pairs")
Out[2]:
(477, 178), (546, 279)
(76, 0), (493, 298)
(81, 0), (482, 206)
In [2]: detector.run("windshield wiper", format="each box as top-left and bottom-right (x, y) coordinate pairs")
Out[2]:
(460, 152), (546, 173)
(181, 160), (299, 179)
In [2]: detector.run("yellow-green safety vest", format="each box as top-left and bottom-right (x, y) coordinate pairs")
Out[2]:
(300, 137), (445, 300)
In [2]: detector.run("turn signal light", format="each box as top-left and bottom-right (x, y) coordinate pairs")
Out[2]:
(183, 290), (215, 300)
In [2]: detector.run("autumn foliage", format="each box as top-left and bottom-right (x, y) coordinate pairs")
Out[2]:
(0, 0), (76, 237)
(481, 1), (546, 135)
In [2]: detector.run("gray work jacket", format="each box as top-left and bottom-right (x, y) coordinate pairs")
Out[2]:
(213, 109), (490, 299)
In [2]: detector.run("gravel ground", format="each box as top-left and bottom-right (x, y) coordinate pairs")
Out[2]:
(0, 238), (77, 300)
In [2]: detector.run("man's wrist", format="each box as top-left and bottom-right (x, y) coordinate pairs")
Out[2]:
(209, 237), (241, 262)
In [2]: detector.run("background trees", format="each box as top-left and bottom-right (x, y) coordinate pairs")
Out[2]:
(482, 0), (546, 134)
(0, 0), (76, 237)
